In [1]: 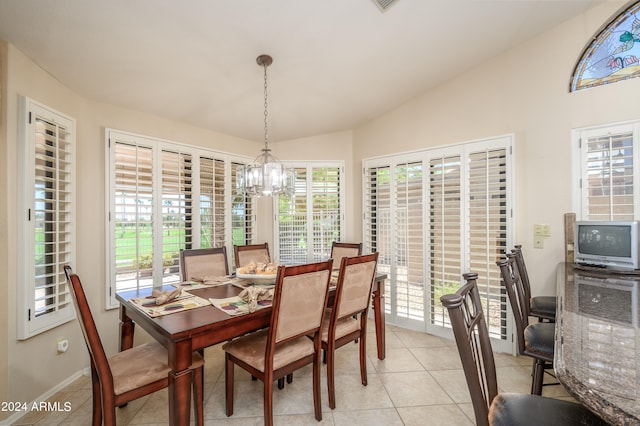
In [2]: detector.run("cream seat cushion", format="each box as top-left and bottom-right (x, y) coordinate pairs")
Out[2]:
(108, 341), (203, 396)
(222, 329), (315, 372)
(319, 312), (360, 343)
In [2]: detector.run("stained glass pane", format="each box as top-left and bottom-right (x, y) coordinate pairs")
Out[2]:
(571, 2), (640, 91)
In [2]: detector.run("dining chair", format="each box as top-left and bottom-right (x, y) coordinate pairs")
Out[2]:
(441, 272), (607, 426)
(222, 260), (333, 426)
(329, 242), (362, 268)
(321, 252), (378, 409)
(512, 245), (557, 322)
(180, 246), (229, 282)
(234, 242), (270, 268)
(63, 265), (204, 426)
(497, 255), (555, 395)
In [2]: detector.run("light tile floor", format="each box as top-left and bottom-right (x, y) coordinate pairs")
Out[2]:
(11, 320), (571, 425)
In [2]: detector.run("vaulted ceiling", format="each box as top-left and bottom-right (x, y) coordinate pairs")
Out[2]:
(0, 0), (606, 141)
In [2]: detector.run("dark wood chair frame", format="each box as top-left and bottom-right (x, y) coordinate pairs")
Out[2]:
(179, 246), (229, 281)
(224, 260), (333, 426)
(511, 245), (556, 322)
(497, 255), (555, 395)
(233, 242), (271, 268)
(323, 252), (378, 409)
(441, 273), (498, 425)
(63, 265), (204, 426)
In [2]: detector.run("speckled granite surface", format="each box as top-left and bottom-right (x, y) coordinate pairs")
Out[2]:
(556, 263), (640, 425)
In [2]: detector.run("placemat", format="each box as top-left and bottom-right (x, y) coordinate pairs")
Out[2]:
(209, 296), (272, 316)
(130, 292), (211, 318)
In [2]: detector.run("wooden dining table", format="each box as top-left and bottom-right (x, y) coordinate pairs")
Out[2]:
(116, 273), (387, 426)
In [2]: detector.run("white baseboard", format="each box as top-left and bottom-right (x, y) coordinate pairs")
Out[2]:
(1, 367), (90, 425)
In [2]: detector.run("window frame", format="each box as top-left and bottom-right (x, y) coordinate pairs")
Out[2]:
(105, 129), (254, 308)
(362, 135), (514, 352)
(572, 119), (640, 221)
(273, 161), (345, 265)
(17, 96), (76, 339)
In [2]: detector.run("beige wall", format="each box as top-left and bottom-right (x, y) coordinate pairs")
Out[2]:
(352, 1), (634, 297)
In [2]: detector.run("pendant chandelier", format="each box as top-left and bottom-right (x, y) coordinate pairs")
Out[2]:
(239, 54), (294, 197)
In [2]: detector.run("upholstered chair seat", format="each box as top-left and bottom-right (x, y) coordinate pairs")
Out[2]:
(489, 393), (606, 426)
(529, 296), (557, 320)
(523, 322), (555, 359)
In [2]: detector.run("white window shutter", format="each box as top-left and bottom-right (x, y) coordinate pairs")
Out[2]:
(18, 97), (76, 339)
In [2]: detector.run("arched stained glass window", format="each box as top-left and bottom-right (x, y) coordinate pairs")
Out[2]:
(571, 1), (640, 92)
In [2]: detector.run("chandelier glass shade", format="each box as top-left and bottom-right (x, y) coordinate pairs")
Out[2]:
(238, 54), (294, 197)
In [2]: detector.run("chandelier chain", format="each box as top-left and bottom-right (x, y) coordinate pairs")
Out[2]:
(263, 63), (269, 149)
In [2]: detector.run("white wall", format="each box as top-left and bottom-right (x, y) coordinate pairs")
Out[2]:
(352, 1), (634, 296)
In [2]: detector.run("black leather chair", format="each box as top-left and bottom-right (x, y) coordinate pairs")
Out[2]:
(512, 245), (556, 322)
(497, 254), (554, 395)
(441, 272), (607, 426)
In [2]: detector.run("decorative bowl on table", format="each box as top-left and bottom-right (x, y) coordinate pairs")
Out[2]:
(236, 261), (278, 285)
(236, 273), (277, 285)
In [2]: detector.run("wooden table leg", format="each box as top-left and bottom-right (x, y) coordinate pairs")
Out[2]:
(168, 340), (194, 426)
(373, 277), (386, 360)
(119, 305), (135, 351)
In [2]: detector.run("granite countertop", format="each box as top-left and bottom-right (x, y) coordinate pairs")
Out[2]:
(555, 263), (640, 425)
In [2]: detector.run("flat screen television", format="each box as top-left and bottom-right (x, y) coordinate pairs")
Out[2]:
(574, 221), (640, 270)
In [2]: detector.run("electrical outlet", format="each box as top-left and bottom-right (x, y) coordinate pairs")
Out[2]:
(542, 224), (551, 237)
(534, 236), (544, 249)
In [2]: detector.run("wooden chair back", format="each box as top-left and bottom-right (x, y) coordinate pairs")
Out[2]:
(269, 260), (332, 347)
(234, 243), (270, 268)
(180, 247), (229, 281)
(330, 242), (362, 268)
(440, 272), (498, 426)
(63, 265), (115, 393)
(332, 252), (378, 321)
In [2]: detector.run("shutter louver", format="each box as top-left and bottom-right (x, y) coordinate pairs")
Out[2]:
(33, 117), (73, 318)
(277, 166), (342, 264)
(467, 148), (508, 339)
(19, 97), (76, 339)
(429, 155), (461, 328)
(395, 162), (424, 321)
(584, 131), (635, 220)
(200, 157), (225, 249)
(113, 141), (154, 292)
(161, 149), (192, 284)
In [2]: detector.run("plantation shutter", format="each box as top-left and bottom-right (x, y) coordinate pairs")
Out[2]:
(18, 98), (76, 339)
(230, 161), (255, 248)
(363, 136), (513, 347)
(467, 147), (509, 341)
(160, 149), (193, 284)
(107, 129), (254, 306)
(276, 164), (343, 264)
(111, 138), (155, 293)
(579, 125), (637, 220)
(429, 154), (462, 328)
(363, 165), (392, 309)
(312, 167), (341, 260)
(394, 162), (425, 322)
(199, 156), (226, 249)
